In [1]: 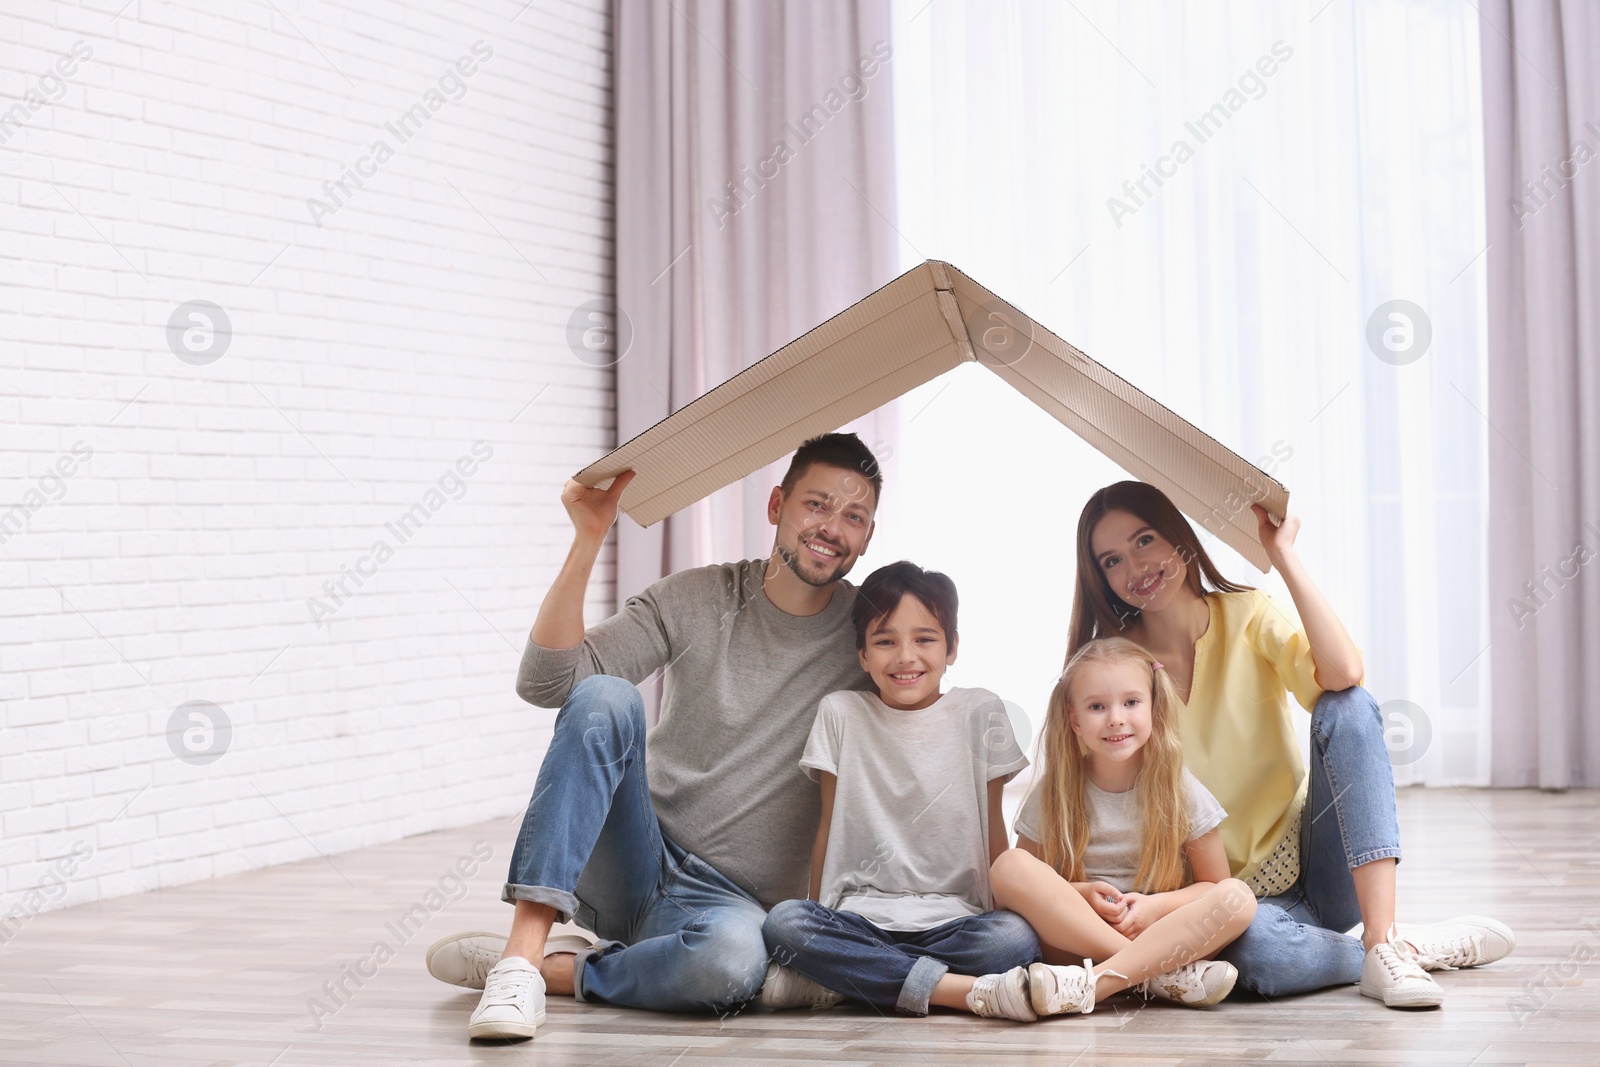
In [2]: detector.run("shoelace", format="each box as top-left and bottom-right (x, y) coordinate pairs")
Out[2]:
(1134, 961), (1198, 1002)
(968, 974), (1003, 1017)
(1059, 959), (1128, 1015)
(797, 979), (838, 1009)
(466, 946), (500, 985)
(773, 967), (837, 1008)
(1375, 942), (1430, 982)
(1404, 930), (1484, 971)
(480, 966), (534, 1008)
(969, 972), (1025, 1018)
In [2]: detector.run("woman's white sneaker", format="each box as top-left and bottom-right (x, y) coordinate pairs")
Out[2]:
(1360, 930), (1443, 1009)
(1135, 959), (1238, 1007)
(468, 957), (546, 1040)
(1397, 916), (1515, 971)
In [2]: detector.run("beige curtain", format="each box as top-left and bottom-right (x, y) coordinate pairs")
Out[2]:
(1483, 0), (1600, 786)
(612, 0), (901, 603)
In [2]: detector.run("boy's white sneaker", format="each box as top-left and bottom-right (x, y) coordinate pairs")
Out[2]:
(1396, 915), (1515, 971)
(1028, 959), (1124, 1017)
(1360, 930), (1443, 1009)
(759, 962), (844, 1010)
(967, 966), (1038, 1021)
(428, 932), (594, 990)
(468, 957), (546, 1039)
(1134, 959), (1238, 1007)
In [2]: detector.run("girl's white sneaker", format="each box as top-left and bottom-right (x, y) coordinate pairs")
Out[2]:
(1135, 959), (1238, 1007)
(467, 957), (546, 1039)
(1028, 959), (1124, 1016)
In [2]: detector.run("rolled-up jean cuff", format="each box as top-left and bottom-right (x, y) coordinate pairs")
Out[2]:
(570, 941), (617, 1003)
(1347, 846), (1402, 869)
(897, 955), (949, 1016)
(501, 883), (578, 924)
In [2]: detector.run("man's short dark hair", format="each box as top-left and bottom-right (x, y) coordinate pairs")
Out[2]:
(779, 432), (882, 508)
(852, 560), (958, 650)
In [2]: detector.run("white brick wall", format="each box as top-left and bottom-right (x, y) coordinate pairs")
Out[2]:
(0, 0), (615, 925)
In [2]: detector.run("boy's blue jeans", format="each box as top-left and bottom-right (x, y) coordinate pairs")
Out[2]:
(1218, 686), (1401, 996)
(763, 901), (1042, 1015)
(502, 675), (769, 1012)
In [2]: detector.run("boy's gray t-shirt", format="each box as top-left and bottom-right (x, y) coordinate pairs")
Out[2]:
(1013, 768), (1226, 893)
(802, 686), (1028, 932)
(515, 559), (871, 910)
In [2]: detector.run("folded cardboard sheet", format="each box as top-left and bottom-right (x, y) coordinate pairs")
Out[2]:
(575, 260), (1290, 571)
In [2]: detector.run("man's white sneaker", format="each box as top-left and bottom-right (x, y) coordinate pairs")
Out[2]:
(1360, 930), (1443, 1009)
(967, 966), (1038, 1021)
(468, 957), (545, 1039)
(427, 932), (594, 990)
(1134, 959), (1238, 1007)
(1028, 959), (1124, 1017)
(427, 931), (506, 990)
(1397, 915), (1515, 971)
(759, 962), (844, 1010)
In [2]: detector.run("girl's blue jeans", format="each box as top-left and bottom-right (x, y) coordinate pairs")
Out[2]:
(763, 900), (1042, 1015)
(502, 675), (769, 1012)
(1217, 685), (1401, 996)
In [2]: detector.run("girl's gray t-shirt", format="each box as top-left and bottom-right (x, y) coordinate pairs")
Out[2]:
(1013, 768), (1226, 893)
(802, 686), (1028, 932)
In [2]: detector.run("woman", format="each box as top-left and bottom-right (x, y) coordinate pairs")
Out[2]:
(1066, 481), (1513, 1006)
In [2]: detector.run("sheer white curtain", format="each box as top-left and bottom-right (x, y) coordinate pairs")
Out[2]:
(613, 0), (901, 603)
(875, 0), (1489, 785)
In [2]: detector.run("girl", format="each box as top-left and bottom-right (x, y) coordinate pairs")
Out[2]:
(990, 637), (1258, 1016)
(760, 560), (1045, 1020)
(1068, 481), (1514, 1007)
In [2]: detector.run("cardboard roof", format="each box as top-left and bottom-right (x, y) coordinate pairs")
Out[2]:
(575, 260), (1290, 571)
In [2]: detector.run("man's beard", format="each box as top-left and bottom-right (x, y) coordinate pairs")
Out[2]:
(777, 537), (851, 587)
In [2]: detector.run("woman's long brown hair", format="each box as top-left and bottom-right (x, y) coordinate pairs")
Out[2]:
(1067, 481), (1252, 660)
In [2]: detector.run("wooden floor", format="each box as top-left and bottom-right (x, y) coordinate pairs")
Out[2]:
(3, 788), (1597, 1066)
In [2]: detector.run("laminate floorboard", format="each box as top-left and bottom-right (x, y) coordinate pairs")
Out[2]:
(2, 789), (1594, 1066)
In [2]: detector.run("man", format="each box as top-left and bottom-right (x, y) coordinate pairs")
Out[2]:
(429, 433), (889, 1039)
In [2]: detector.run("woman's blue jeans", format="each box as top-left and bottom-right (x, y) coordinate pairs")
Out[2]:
(502, 675), (769, 1012)
(1217, 686), (1401, 996)
(763, 900), (1042, 1015)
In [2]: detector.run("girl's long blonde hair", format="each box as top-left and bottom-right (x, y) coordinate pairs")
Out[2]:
(1036, 637), (1191, 893)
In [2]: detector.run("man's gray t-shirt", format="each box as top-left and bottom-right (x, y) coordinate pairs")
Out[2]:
(802, 687), (1028, 931)
(1013, 768), (1226, 893)
(516, 558), (871, 910)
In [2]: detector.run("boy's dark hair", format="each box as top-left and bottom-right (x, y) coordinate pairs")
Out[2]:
(779, 432), (883, 509)
(852, 560), (958, 651)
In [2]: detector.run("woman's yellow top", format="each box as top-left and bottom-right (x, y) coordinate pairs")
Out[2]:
(1176, 589), (1336, 884)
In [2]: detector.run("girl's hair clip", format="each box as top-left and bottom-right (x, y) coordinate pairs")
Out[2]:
(1151, 660), (1165, 671)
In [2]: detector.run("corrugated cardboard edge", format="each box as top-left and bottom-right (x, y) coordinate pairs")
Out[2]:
(576, 261), (967, 526)
(941, 264), (1288, 572)
(575, 259), (1288, 571)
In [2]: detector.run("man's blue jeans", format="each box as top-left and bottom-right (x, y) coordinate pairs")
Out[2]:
(1218, 686), (1401, 996)
(503, 675), (769, 1012)
(763, 900), (1042, 1015)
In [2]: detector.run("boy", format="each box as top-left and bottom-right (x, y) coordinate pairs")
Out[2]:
(760, 560), (1042, 1019)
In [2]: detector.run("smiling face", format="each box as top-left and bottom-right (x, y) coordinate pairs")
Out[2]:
(858, 593), (956, 711)
(1089, 508), (1192, 614)
(767, 462), (876, 588)
(1067, 659), (1154, 766)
